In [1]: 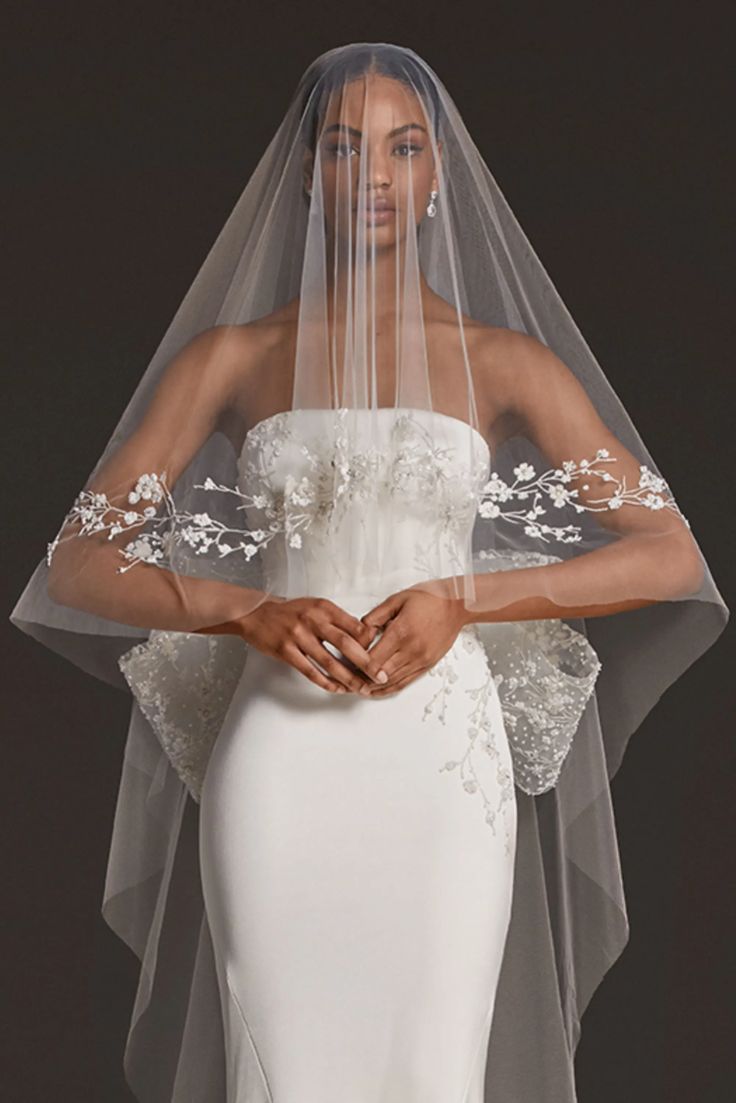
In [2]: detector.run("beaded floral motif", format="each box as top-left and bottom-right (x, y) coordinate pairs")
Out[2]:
(46, 409), (487, 571)
(478, 449), (689, 544)
(45, 469), (282, 572)
(46, 410), (689, 573)
(424, 626), (516, 855)
(238, 408), (488, 550)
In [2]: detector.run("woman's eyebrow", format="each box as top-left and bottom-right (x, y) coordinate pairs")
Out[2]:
(321, 122), (429, 139)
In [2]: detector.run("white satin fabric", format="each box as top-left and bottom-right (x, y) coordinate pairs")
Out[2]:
(199, 618), (517, 1103)
(198, 410), (517, 1101)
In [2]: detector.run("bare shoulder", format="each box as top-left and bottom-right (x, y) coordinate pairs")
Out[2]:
(457, 322), (586, 447)
(204, 301), (300, 448)
(470, 325), (553, 390)
(187, 304), (295, 382)
(176, 298), (298, 407)
(469, 325), (584, 412)
(468, 323), (619, 469)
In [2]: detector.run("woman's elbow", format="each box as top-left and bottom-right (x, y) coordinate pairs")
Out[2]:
(46, 544), (88, 610)
(665, 531), (705, 598)
(47, 565), (79, 608)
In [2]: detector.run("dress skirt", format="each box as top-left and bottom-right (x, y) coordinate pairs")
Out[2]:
(198, 598), (517, 1103)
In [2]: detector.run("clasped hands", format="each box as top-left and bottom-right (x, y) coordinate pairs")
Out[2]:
(242, 584), (470, 698)
(291, 586), (465, 697)
(330, 586), (471, 697)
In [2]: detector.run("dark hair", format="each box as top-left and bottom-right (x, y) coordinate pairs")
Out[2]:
(296, 43), (443, 153)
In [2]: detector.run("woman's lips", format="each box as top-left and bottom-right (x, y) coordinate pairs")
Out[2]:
(362, 208), (395, 224)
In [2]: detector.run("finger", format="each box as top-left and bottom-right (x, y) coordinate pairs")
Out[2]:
(360, 623), (412, 682)
(362, 647), (412, 686)
(291, 599), (377, 686)
(364, 652), (426, 692)
(328, 603), (379, 650)
(320, 622), (383, 682)
(301, 638), (374, 694)
(279, 643), (350, 694)
(372, 660), (416, 689)
(364, 667), (424, 697)
(361, 592), (404, 629)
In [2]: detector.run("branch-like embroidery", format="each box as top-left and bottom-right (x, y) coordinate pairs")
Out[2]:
(45, 472), (286, 573)
(45, 410), (488, 572)
(426, 629), (516, 854)
(477, 449), (689, 544)
(46, 417), (689, 577)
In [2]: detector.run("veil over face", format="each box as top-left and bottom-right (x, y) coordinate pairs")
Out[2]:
(11, 41), (729, 1101)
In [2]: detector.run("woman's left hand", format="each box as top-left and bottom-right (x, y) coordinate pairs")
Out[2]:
(357, 587), (469, 697)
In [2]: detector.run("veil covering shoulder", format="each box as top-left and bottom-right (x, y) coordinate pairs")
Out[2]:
(11, 42), (728, 1100)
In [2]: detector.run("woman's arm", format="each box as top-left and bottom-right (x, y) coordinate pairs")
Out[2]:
(47, 324), (272, 632)
(357, 334), (705, 694)
(459, 331), (704, 624)
(458, 539), (700, 625)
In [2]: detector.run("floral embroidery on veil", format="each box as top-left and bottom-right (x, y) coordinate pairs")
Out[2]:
(46, 408), (688, 573)
(478, 448), (688, 544)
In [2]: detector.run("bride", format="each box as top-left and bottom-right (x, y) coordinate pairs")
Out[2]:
(11, 42), (728, 1102)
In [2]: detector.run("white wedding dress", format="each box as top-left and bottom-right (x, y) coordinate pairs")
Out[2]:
(198, 408), (518, 1102)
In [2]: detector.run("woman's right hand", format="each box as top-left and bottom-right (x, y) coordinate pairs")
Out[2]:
(235, 596), (383, 695)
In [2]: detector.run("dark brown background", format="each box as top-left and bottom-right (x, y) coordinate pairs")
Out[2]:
(3, 2), (734, 1100)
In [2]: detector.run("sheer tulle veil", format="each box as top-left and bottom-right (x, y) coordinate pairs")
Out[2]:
(10, 41), (729, 1100)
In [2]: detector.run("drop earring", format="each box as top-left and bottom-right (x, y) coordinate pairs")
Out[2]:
(426, 189), (438, 218)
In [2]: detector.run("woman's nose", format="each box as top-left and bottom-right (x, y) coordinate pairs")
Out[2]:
(365, 151), (392, 189)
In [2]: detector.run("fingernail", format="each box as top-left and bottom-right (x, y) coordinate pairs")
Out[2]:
(376, 670), (388, 683)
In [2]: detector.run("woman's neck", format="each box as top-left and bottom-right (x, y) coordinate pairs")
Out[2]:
(325, 245), (431, 326)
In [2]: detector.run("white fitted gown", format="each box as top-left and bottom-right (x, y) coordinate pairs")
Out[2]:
(198, 408), (518, 1102)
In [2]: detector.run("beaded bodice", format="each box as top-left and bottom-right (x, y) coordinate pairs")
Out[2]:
(236, 407), (490, 600)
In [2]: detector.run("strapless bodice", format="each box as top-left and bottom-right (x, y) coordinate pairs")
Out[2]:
(236, 407), (491, 600)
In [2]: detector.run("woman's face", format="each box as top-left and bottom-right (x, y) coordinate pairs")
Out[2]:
(305, 73), (440, 252)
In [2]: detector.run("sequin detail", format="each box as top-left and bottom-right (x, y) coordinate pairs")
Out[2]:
(471, 550), (603, 796)
(118, 631), (247, 801)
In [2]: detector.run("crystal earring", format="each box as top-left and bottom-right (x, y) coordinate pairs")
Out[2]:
(426, 189), (438, 218)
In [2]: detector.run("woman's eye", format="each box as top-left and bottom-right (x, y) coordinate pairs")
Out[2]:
(326, 143), (423, 159)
